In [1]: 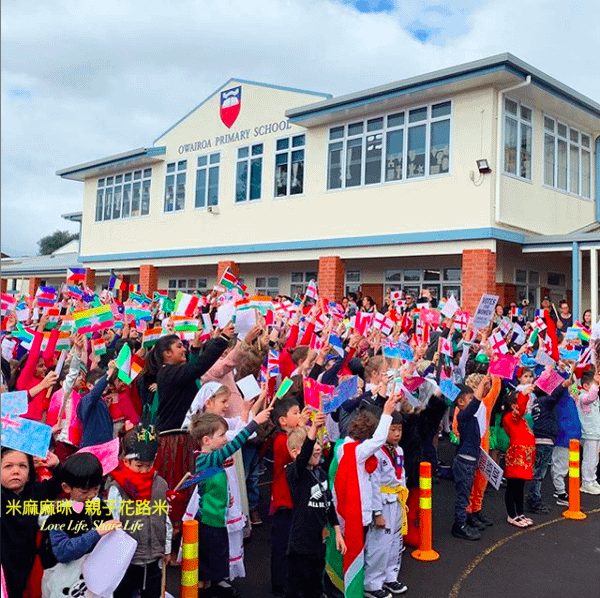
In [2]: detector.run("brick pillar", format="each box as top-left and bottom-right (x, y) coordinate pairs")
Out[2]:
(139, 265), (158, 296)
(84, 269), (96, 291)
(1, 279), (7, 293)
(318, 256), (345, 302)
(29, 277), (41, 297)
(495, 283), (517, 308)
(217, 261), (240, 282)
(462, 249), (497, 314)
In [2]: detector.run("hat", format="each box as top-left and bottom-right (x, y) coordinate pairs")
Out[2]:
(475, 353), (489, 364)
(542, 296), (551, 303)
(124, 393), (160, 462)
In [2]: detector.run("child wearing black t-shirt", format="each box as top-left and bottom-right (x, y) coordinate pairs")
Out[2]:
(285, 411), (346, 598)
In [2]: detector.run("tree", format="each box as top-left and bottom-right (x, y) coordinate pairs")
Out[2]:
(37, 230), (79, 255)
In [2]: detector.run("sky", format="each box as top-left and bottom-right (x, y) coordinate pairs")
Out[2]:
(2, 0), (598, 257)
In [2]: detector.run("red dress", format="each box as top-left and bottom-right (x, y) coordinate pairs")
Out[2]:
(502, 393), (535, 480)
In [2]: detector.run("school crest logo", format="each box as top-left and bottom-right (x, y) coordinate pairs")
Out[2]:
(220, 86), (241, 128)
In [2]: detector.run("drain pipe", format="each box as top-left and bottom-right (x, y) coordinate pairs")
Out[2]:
(494, 75), (532, 224)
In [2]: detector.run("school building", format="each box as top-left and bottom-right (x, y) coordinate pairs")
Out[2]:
(2, 53), (599, 320)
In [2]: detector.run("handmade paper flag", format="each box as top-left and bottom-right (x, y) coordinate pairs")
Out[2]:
(115, 344), (144, 385)
(420, 308), (441, 327)
(1, 292), (16, 315)
(234, 308), (256, 337)
(129, 284), (141, 293)
(275, 377), (293, 399)
(42, 332), (71, 352)
(390, 290), (403, 303)
(534, 349), (556, 367)
(236, 375), (261, 400)
(528, 327), (540, 347)
(267, 349), (280, 378)
(305, 280), (318, 301)
(510, 307), (522, 318)
(249, 295), (273, 314)
(45, 308), (61, 329)
(533, 316), (547, 332)
(178, 467), (222, 491)
(382, 339), (401, 359)
(108, 276), (127, 291)
(77, 437), (120, 475)
(321, 376), (359, 414)
(35, 286), (56, 308)
(559, 348), (580, 362)
(403, 376), (426, 392)
(172, 315), (199, 340)
(303, 378), (335, 409)
(309, 333), (323, 352)
(441, 294), (459, 319)
(454, 312), (469, 332)
(12, 325), (35, 349)
(512, 323), (526, 345)
(327, 302), (346, 320)
(92, 337), (107, 356)
(373, 313), (394, 336)
(1, 391), (28, 416)
(498, 317), (512, 336)
(535, 368), (564, 395)
(219, 267), (239, 291)
(73, 305), (114, 334)
(490, 330), (509, 355)
(66, 285), (83, 300)
(329, 334), (344, 357)
(354, 312), (374, 336)
(142, 327), (163, 348)
(440, 378), (461, 402)
(67, 267), (86, 282)
(439, 337), (453, 356)
(488, 354), (518, 379)
(1, 413), (52, 457)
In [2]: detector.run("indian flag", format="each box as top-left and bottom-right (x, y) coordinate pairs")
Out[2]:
(174, 291), (200, 317)
(72, 304), (114, 334)
(115, 343), (144, 384)
(172, 315), (199, 340)
(235, 298), (251, 310)
(219, 267), (238, 290)
(142, 327), (163, 348)
(41, 331), (71, 352)
(60, 316), (75, 332)
(92, 337), (107, 355)
(249, 295), (272, 314)
(45, 308), (61, 329)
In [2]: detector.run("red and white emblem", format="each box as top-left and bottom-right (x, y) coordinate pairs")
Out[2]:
(220, 86), (241, 128)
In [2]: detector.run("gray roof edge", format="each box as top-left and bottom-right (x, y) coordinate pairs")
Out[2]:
(523, 231), (600, 245)
(286, 53), (600, 118)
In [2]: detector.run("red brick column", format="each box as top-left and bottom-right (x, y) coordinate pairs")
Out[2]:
(29, 277), (41, 297)
(217, 261), (240, 282)
(495, 283), (517, 308)
(318, 256), (345, 302)
(84, 269), (96, 291)
(0, 279), (7, 293)
(462, 249), (497, 314)
(139, 265), (158, 296)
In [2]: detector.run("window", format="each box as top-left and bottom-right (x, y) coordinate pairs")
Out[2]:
(236, 144), (263, 202)
(547, 272), (566, 287)
(515, 269), (539, 307)
(195, 153), (220, 208)
(383, 268), (461, 301)
(503, 98), (532, 180)
(290, 271), (317, 298)
(544, 116), (591, 198)
(275, 135), (305, 197)
(164, 161), (187, 212)
(326, 101), (451, 190)
(255, 276), (279, 297)
(345, 270), (361, 295)
(95, 168), (152, 222)
(167, 277), (208, 299)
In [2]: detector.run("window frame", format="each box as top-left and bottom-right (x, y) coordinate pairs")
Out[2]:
(235, 143), (264, 203)
(325, 100), (452, 192)
(164, 160), (188, 213)
(95, 168), (152, 223)
(254, 276), (279, 297)
(274, 134), (306, 199)
(502, 97), (533, 182)
(167, 277), (208, 300)
(194, 152), (221, 209)
(382, 267), (461, 302)
(542, 114), (592, 200)
(290, 271), (317, 298)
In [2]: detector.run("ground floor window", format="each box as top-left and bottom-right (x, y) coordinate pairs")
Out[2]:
(383, 267), (461, 302)
(515, 269), (539, 307)
(290, 271), (318, 298)
(255, 276), (279, 297)
(167, 277), (208, 299)
(345, 270), (361, 295)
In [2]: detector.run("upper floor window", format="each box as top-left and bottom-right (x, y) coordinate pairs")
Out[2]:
(327, 101), (451, 190)
(503, 98), (532, 180)
(275, 135), (305, 197)
(95, 168), (151, 222)
(236, 144), (263, 202)
(195, 153), (220, 208)
(543, 116), (591, 198)
(164, 160), (187, 212)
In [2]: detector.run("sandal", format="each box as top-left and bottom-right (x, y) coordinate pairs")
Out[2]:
(515, 515), (533, 526)
(507, 516), (528, 528)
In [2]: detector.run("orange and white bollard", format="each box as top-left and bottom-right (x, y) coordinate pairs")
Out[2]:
(180, 520), (199, 598)
(563, 439), (586, 520)
(411, 462), (440, 561)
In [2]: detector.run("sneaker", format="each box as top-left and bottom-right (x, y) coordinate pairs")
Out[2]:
(383, 581), (408, 595)
(472, 511), (494, 526)
(451, 524), (481, 540)
(555, 493), (569, 506)
(364, 590), (392, 598)
(466, 514), (486, 530)
(526, 503), (551, 514)
(552, 490), (566, 499)
(581, 482), (600, 495)
(250, 508), (263, 526)
(592, 481), (600, 492)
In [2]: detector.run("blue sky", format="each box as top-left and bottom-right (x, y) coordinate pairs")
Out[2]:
(1, 0), (598, 256)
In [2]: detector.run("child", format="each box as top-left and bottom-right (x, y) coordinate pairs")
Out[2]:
(502, 391), (535, 528)
(364, 411), (408, 597)
(1, 448), (60, 598)
(189, 405), (272, 597)
(576, 369), (600, 494)
(41, 453), (122, 597)
(286, 411), (346, 598)
(270, 396), (304, 597)
(107, 423), (172, 598)
(451, 375), (489, 540)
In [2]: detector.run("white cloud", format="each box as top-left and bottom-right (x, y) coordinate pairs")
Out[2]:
(1, 0), (598, 255)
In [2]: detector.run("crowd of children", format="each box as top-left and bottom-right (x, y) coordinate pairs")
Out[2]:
(1, 280), (599, 598)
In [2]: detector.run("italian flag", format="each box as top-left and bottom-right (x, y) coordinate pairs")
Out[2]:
(72, 304), (115, 334)
(326, 440), (365, 598)
(143, 327), (163, 348)
(219, 267), (238, 290)
(174, 291), (200, 316)
(92, 337), (107, 355)
(115, 343), (144, 384)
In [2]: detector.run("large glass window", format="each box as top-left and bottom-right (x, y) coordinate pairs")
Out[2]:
(236, 144), (263, 202)
(290, 271), (318, 298)
(274, 135), (305, 197)
(326, 101), (451, 190)
(167, 277), (208, 300)
(383, 268), (460, 301)
(345, 270), (361, 295)
(255, 276), (279, 297)
(95, 168), (151, 222)
(503, 98), (532, 180)
(164, 161), (187, 212)
(515, 269), (539, 307)
(543, 116), (590, 198)
(195, 153), (220, 208)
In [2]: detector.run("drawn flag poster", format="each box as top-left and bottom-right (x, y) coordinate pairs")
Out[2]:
(220, 86), (241, 128)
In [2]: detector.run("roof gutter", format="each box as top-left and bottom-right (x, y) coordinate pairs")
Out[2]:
(494, 75), (531, 224)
